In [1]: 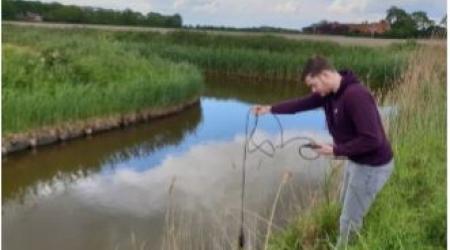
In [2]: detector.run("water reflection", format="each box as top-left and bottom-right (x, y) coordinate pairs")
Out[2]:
(204, 73), (308, 104)
(3, 128), (332, 250)
(2, 103), (202, 201)
(3, 78), (335, 250)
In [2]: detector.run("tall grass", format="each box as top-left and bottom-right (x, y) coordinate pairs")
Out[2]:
(268, 43), (446, 249)
(116, 31), (411, 87)
(346, 42), (446, 250)
(3, 25), (413, 135)
(2, 26), (204, 133)
(3, 25), (435, 248)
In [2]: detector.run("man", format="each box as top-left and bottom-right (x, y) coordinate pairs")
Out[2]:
(252, 56), (394, 247)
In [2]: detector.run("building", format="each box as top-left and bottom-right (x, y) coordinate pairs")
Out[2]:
(303, 20), (391, 36)
(347, 20), (391, 36)
(22, 12), (43, 22)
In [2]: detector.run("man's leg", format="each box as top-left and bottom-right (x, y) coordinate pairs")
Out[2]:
(339, 161), (351, 205)
(337, 160), (394, 248)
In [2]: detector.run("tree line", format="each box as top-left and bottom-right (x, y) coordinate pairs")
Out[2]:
(385, 6), (446, 38)
(2, 0), (182, 28)
(185, 25), (302, 34)
(2, 1), (446, 38)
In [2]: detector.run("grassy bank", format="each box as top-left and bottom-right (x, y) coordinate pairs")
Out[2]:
(2, 26), (203, 134)
(3, 25), (412, 135)
(268, 44), (446, 249)
(114, 31), (411, 87)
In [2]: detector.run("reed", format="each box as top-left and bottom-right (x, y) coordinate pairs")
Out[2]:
(2, 26), (203, 133)
(269, 41), (446, 249)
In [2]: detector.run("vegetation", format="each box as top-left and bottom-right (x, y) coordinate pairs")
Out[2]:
(184, 24), (303, 34)
(2, 24), (413, 136)
(2, 26), (203, 133)
(384, 6), (443, 38)
(3, 8), (445, 250)
(113, 30), (410, 87)
(4, 0), (446, 39)
(303, 6), (446, 38)
(2, 0), (182, 28)
(268, 43), (446, 249)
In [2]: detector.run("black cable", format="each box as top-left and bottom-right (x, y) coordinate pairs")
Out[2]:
(238, 109), (320, 249)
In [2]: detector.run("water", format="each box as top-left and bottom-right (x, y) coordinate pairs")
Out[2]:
(3, 76), (335, 250)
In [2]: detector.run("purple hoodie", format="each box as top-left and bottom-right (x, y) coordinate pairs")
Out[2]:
(270, 70), (393, 166)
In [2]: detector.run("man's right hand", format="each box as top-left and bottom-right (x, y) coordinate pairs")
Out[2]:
(251, 105), (271, 116)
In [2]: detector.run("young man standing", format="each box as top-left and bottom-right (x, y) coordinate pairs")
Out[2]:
(252, 56), (394, 247)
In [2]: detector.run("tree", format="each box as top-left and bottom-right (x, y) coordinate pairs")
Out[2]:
(165, 14), (182, 27)
(121, 9), (139, 25)
(411, 11), (434, 30)
(2, 0), (18, 19)
(146, 12), (164, 27)
(2, 0), (183, 28)
(386, 6), (409, 25)
(385, 6), (417, 38)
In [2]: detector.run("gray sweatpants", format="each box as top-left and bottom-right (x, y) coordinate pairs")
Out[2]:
(337, 159), (394, 247)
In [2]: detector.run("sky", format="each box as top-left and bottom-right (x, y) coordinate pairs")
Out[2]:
(39, 0), (447, 29)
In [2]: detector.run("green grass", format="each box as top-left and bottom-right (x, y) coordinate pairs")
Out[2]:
(268, 45), (446, 249)
(115, 31), (410, 88)
(2, 26), (203, 133)
(3, 24), (441, 249)
(345, 45), (446, 250)
(2, 25), (413, 135)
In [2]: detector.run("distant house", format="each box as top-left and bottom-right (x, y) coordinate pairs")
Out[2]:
(303, 20), (391, 36)
(22, 12), (43, 22)
(347, 20), (391, 36)
(304, 21), (350, 35)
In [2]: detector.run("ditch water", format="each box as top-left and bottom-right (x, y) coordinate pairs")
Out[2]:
(3, 75), (343, 250)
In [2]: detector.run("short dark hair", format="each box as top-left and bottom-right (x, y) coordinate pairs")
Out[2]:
(300, 56), (335, 82)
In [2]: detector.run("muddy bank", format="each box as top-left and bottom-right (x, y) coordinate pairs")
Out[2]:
(205, 69), (302, 83)
(2, 98), (200, 155)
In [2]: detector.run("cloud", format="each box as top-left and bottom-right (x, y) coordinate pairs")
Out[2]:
(71, 130), (331, 216)
(191, 0), (220, 14)
(3, 129), (334, 247)
(37, 0), (447, 29)
(4, 130), (332, 216)
(328, 0), (369, 14)
(172, 0), (187, 9)
(274, 1), (302, 15)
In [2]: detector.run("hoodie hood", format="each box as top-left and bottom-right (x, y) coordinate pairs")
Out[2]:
(334, 70), (360, 97)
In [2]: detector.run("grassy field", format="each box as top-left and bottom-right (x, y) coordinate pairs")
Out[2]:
(268, 43), (446, 249)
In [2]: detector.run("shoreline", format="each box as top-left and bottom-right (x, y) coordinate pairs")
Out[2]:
(2, 98), (200, 155)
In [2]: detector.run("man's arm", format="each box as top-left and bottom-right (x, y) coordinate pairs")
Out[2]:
(270, 93), (324, 114)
